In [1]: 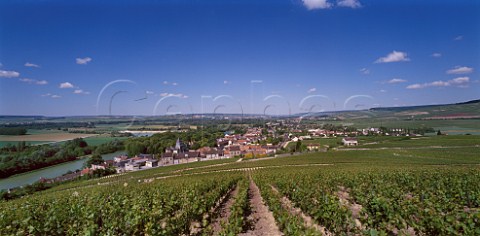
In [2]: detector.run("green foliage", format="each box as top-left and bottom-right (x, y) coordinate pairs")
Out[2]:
(0, 127), (27, 135)
(0, 172), (242, 235)
(254, 166), (480, 235)
(124, 128), (224, 156)
(85, 154), (104, 168)
(0, 138), (90, 178)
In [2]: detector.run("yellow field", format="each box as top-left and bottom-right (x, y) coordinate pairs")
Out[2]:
(0, 133), (98, 142)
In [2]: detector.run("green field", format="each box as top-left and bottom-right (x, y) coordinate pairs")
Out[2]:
(82, 135), (130, 146)
(1, 135), (479, 235)
(0, 141), (51, 148)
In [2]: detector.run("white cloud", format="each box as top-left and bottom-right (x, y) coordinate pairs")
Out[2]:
(224, 80), (229, 84)
(36, 80), (48, 85)
(450, 76), (470, 84)
(406, 77), (470, 89)
(307, 87), (317, 93)
(431, 53), (442, 58)
(76, 57), (92, 65)
(41, 93), (61, 98)
(0, 70), (20, 78)
(454, 35), (463, 41)
(446, 66), (473, 75)
(375, 51), (410, 63)
(73, 89), (90, 95)
(302, 0), (332, 10)
(25, 62), (40, 68)
(337, 0), (362, 8)
(19, 78), (35, 83)
(406, 84), (423, 89)
(163, 81), (169, 85)
(360, 68), (370, 75)
(146, 90), (154, 95)
(172, 82), (178, 86)
(19, 78), (48, 85)
(159, 93), (188, 98)
(380, 89), (387, 93)
(59, 82), (74, 88)
(387, 78), (407, 84)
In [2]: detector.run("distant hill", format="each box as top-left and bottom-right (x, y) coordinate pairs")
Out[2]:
(298, 99), (480, 121)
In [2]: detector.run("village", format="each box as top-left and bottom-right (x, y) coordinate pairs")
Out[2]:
(68, 123), (425, 178)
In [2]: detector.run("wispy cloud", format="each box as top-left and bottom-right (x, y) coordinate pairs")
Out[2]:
(76, 57), (92, 65)
(431, 53), (442, 58)
(146, 90), (154, 95)
(24, 62), (40, 68)
(337, 0), (362, 8)
(41, 93), (61, 99)
(302, 0), (332, 10)
(375, 51), (410, 63)
(406, 77), (470, 89)
(36, 80), (48, 85)
(59, 82), (74, 88)
(73, 89), (90, 95)
(159, 93), (188, 99)
(163, 81), (179, 86)
(380, 89), (387, 93)
(454, 35), (463, 41)
(224, 80), (229, 84)
(19, 78), (48, 85)
(0, 70), (20, 78)
(446, 66), (473, 75)
(307, 87), (317, 93)
(387, 78), (407, 84)
(359, 68), (370, 75)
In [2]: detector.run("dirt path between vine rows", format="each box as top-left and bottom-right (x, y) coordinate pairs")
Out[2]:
(239, 180), (283, 236)
(211, 185), (240, 235)
(270, 185), (332, 236)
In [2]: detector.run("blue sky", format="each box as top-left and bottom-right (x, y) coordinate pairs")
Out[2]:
(0, 0), (479, 116)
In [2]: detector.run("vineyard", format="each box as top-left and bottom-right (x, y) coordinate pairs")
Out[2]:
(1, 146), (480, 235)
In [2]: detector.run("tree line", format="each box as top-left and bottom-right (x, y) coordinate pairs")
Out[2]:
(124, 126), (224, 157)
(0, 138), (124, 179)
(0, 127), (27, 135)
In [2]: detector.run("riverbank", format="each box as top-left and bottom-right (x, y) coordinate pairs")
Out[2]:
(0, 151), (126, 190)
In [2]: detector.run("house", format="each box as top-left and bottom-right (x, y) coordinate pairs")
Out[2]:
(81, 168), (92, 176)
(114, 155), (129, 163)
(160, 152), (174, 165)
(145, 159), (159, 168)
(125, 162), (140, 171)
(306, 143), (321, 151)
(228, 145), (242, 157)
(261, 145), (278, 154)
(342, 137), (358, 146)
(91, 163), (106, 170)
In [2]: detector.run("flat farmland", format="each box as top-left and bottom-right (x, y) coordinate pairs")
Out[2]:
(83, 135), (129, 146)
(0, 132), (98, 142)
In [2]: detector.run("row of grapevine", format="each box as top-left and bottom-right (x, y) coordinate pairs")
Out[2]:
(252, 165), (480, 235)
(0, 172), (243, 235)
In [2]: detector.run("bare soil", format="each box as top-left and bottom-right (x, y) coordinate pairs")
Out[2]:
(337, 186), (365, 230)
(211, 185), (240, 235)
(239, 180), (283, 236)
(271, 185), (332, 236)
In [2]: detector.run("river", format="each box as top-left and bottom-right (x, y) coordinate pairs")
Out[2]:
(0, 151), (126, 191)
